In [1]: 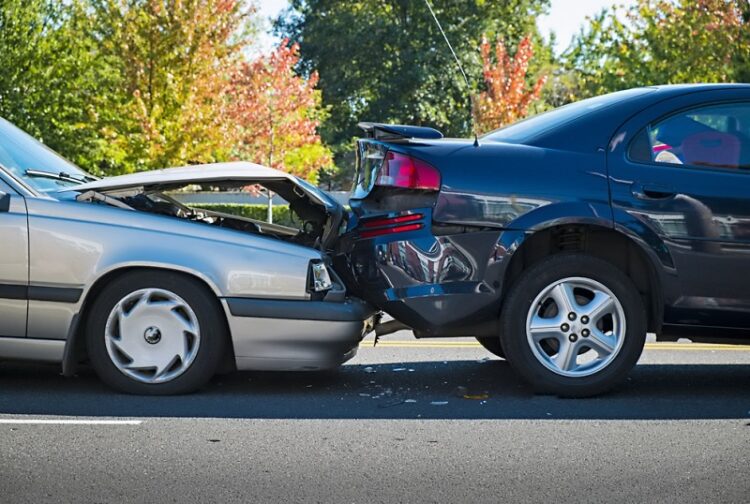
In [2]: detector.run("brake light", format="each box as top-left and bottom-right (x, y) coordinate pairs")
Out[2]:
(359, 223), (422, 239)
(359, 213), (423, 239)
(362, 213), (422, 228)
(375, 152), (440, 191)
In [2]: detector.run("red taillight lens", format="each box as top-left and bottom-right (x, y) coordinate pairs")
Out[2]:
(375, 152), (440, 191)
(358, 213), (423, 239)
(361, 213), (422, 228)
(359, 223), (422, 239)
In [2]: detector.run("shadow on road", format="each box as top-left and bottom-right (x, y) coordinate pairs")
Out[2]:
(0, 360), (748, 420)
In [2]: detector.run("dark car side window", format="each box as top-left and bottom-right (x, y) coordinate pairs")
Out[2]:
(628, 102), (750, 171)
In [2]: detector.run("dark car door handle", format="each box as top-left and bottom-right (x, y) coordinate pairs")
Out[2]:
(631, 183), (676, 200)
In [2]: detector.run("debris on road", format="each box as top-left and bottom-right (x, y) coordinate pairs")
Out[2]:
(364, 366), (376, 373)
(430, 401), (449, 406)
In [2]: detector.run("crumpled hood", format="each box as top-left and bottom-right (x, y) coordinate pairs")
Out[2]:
(59, 161), (336, 208)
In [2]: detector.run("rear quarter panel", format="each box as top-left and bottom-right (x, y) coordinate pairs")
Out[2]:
(423, 142), (613, 230)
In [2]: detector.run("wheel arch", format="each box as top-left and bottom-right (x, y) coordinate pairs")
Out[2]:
(500, 223), (664, 334)
(62, 265), (234, 376)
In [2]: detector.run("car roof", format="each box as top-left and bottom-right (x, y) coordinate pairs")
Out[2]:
(508, 84), (750, 150)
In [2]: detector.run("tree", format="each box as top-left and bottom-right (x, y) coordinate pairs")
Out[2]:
(91, 0), (255, 173)
(473, 35), (547, 135)
(565, 0), (750, 99)
(227, 40), (332, 183)
(0, 0), (118, 173)
(277, 0), (552, 187)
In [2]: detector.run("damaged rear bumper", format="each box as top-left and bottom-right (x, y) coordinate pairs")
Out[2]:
(221, 297), (376, 371)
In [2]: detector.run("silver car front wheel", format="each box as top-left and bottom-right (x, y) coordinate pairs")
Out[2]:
(87, 271), (226, 395)
(105, 288), (201, 384)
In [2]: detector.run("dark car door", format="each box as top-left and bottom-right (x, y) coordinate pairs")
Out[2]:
(607, 88), (750, 330)
(0, 175), (29, 337)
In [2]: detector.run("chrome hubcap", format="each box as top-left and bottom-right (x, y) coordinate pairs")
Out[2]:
(525, 277), (626, 378)
(105, 288), (200, 384)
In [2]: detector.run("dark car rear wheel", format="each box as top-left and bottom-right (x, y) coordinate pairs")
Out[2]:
(475, 336), (505, 359)
(500, 253), (646, 397)
(86, 270), (227, 395)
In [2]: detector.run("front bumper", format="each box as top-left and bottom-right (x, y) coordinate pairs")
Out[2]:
(221, 297), (376, 371)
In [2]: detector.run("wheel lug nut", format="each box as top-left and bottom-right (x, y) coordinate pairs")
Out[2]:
(560, 323), (570, 332)
(581, 329), (590, 337)
(568, 312), (577, 321)
(581, 316), (589, 324)
(569, 334), (578, 342)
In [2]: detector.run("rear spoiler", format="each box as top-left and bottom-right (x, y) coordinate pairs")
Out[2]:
(357, 122), (444, 142)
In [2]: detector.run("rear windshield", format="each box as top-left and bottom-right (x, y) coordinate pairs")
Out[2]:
(483, 88), (656, 144)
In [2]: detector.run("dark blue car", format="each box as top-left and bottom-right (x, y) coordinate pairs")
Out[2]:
(338, 84), (750, 397)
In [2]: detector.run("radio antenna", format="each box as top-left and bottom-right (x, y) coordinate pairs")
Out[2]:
(422, 0), (479, 146)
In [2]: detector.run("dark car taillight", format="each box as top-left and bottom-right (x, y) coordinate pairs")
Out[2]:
(375, 152), (440, 191)
(359, 213), (423, 239)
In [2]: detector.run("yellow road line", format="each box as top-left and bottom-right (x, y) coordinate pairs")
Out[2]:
(360, 341), (750, 351)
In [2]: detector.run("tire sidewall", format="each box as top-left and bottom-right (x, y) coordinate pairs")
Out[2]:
(500, 254), (647, 397)
(86, 271), (226, 395)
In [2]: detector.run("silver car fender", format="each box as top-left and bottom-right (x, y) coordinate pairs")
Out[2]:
(26, 197), (321, 341)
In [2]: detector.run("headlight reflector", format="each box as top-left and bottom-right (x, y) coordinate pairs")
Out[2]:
(310, 261), (333, 292)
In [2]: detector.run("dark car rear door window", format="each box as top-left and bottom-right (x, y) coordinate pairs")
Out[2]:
(629, 102), (750, 171)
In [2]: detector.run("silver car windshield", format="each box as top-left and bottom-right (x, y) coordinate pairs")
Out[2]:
(0, 118), (93, 192)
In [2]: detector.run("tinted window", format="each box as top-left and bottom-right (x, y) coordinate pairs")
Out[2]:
(0, 118), (92, 192)
(483, 88), (655, 144)
(629, 102), (750, 170)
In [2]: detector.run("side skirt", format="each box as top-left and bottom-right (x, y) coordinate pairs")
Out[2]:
(0, 337), (65, 363)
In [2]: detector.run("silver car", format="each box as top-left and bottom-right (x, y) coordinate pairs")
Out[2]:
(0, 118), (374, 394)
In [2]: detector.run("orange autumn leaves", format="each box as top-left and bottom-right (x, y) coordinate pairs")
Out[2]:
(228, 40), (331, 183)
(473, 35), (547, 135)
(100, 0), (330, 180)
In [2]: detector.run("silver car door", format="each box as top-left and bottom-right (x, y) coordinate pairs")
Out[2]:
(0, 179), (29, 337)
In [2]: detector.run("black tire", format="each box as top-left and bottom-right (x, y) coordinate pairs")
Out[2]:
(475, 336), (505, 359)
(499, 253), (646, 397)
(86, 270), (227, 395)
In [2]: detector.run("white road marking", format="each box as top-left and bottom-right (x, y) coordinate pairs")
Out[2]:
(0, 418), (142, 425)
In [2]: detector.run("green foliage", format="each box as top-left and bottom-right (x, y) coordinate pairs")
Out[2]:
(192, 203), (296, 227)
(0, 0), (119, 173)
(565, 0), (750, 100)
(0, 1), (332, 179)
(89, 0), (254, 174)
(277, 0), (552, 187)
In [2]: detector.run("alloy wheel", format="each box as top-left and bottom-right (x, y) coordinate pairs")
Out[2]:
(525, 276), (626, 378)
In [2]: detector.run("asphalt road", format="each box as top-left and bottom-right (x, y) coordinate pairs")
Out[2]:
(1, 332), (749, 503)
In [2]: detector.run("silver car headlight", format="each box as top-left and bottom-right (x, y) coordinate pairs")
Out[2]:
(309, 260), (333, 292)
